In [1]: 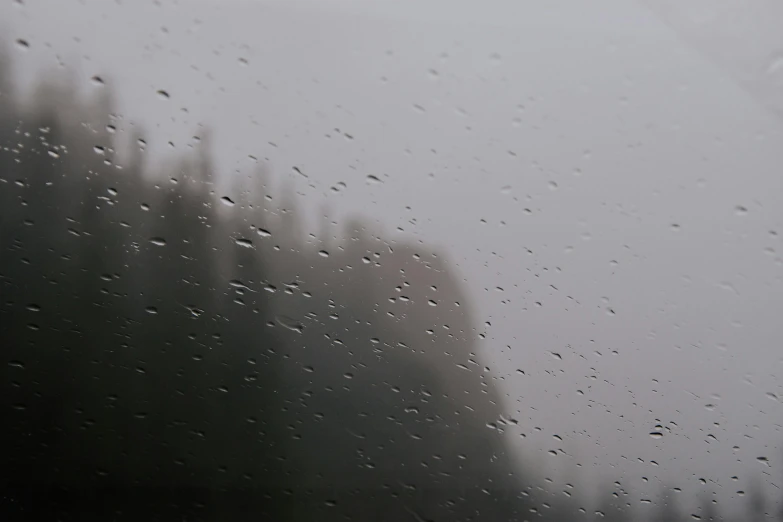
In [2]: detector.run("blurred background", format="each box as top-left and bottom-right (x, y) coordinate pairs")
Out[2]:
(1, 0), (782, 520)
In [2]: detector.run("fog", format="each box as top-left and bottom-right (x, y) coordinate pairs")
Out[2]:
(2, 0), (782, 520)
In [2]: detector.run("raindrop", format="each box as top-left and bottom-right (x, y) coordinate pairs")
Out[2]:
(229, 279), (251, 290)
(735, 205), (748, 216)
(15, 38), (29, 50)
(156, 89), (170, 99)
(366, 174), (382, 185)
(149, 237), (167, 246)
(257, 228), (272, 238)
(649, 431), (663, 439)
(318, 250), (329, 258)
(91, 75), (105, 86)
(235, 238), (253, 248)
(221, 196), (235, 207)
(276, 315), (303, 333)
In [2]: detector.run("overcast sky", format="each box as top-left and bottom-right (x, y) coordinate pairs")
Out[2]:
(3, 0), (783, 517)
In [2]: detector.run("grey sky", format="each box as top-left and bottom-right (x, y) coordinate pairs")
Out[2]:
(4, 0), (783, 517)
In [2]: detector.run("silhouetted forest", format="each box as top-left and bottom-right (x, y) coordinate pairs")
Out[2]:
(0, 48), (778, 521)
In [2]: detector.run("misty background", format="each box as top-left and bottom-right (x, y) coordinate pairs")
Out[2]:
(2, 0), (783, 520)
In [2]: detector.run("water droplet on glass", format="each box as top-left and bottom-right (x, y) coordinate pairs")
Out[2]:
(149, 237), (167, 246)
(366, 174), (382, 185)
(235, 238), (253, 248)
(156, 89), (170, 100)
(221, 196), (235, 207)
(276, 315), (303, 333)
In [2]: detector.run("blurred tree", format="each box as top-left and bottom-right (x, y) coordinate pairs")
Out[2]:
(0, 45), (537, 522)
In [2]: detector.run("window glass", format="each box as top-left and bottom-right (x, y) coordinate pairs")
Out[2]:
(1, 1), (781, 520)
